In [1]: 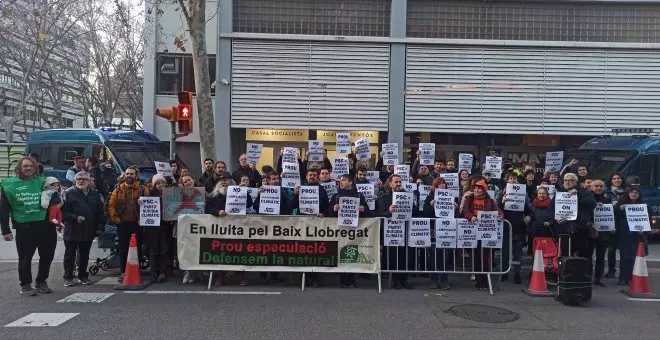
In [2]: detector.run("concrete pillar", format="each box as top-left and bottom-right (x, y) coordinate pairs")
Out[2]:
(214, 0), (235, 169)
(389, 0), (407, 162)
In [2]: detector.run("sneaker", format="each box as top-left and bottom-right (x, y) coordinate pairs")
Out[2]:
(470, 274), (475, 281)
(80, 278), (93, 285)
(594, 280), (607, 287)
(118, 274), (125, 283)
(156, 274), (167, 283)
(35, 282), (53, 294)
(182, 271), (191, 284)
(440, 282), (452, 290)
(63, 279), (75, 287)
(20, 285), (37, 296)
(604, 270), (616, 279)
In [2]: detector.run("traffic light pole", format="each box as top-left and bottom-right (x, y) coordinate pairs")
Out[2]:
(170, 122), (176, 159)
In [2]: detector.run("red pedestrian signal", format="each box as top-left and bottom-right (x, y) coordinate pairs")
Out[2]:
(177, 91), (193, 135)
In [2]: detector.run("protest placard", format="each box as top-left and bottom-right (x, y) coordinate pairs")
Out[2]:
(354, 138), (371, 160)
(259, 185), (281, 215)
(434, 189), (455, 218)
(418, 185), (431, 211)
(299, 186), (320, 215)
(226, 186), (247, 215)
(554, 192), (578, 221)
(625, 204), (651, 232)
(456, 219), (478, 248)
(384, 219), (405, 246)
(338, 197), (360, 227)
(333, 157), (349, 181)
(162, 187), (205, 221)
(418, 143), (435, 166)
(545, 151), (564, 172)
(177, 215), (381, 273)
(504, 183), (526, 212)
(155, 161), (173, 178)
(394, 164), (410, 183)
(436, 218), (457, 248)
(308, 140), (324, 162)
(356, 183), (375, 210)
(440, 173), (460, 197)
(392, 191), (413, 220)
(280, 172), (300, 189)
(408, 219), (431, 247)
(139, 197), (160, 226)
(482, 220), (504, 248)
(336, 133), (351, 154)
(593, 204), (615, 231)
(458, 153), (473, 173)
(366, 171), (380, 184)
(321, 181), (337, 199)
(537, 184), (557, 199)
(382, 143), (399, 165)
(246, 143), (263, 164)
(485, 156), (502, 179)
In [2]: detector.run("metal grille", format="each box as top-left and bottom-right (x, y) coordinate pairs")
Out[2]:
(233, 0), (391, 36)
(407, 0), (660, 43)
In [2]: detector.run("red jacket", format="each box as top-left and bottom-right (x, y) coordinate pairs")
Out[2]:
(461, 194), (504, 221)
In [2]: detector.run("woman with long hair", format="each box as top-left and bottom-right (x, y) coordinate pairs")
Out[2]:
(604, 172), (626, 278)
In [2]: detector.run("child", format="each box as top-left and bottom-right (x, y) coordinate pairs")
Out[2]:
(41, 177), (65, 230)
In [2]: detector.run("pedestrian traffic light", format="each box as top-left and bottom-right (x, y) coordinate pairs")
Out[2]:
(177, 91), (193, 135)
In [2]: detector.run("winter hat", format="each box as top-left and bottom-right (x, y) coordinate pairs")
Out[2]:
(44, 177), (60, 189)
(152, 174), (167, 184)
(473, 180), (489, 192)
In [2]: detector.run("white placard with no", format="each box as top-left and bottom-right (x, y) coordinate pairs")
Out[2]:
(154, 161), (173, 178)
(382, 143), (399, 165)
(485, 156), (502, 179)
(458, 153), (473, 173)
(246, 143), (263, 165)
(226, 186), (247, 215)
(436, 218), (457, 249)
(504, 183), (526, 212)
(440, 173), (460, 197)
(418, 143), (436, 166)
(456, 219), (478, 248)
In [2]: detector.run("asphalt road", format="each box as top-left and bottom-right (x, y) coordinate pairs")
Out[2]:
(0, 240), (660, 340)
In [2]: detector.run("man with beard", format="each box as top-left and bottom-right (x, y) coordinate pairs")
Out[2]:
(589, 179), (611, 287)
(375, 175), (413, 289)
(444, 159), (457, 173)
(199, 158), (215, 187)
(61, 172), (105, 287)
(432, 160), (445, 177)
(204, 161), (227, 194)
(291, 169), (329, 217)
(107, 166), (149, 282)
(1, 157), (53, 295)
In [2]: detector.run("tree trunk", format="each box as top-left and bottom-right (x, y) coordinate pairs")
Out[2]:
(186, 0), (216, 161)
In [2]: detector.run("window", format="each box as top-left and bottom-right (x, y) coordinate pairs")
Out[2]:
(407, 0), (660, 43)
(629, 154), (659, 189)
(26, 145), (54, 167)
(65, 118), (74, 128)
(156, 54), (216, 95)
(55, 145), (86, 170)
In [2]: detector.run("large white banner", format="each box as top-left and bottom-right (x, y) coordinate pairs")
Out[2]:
(178, 215), (381, 273)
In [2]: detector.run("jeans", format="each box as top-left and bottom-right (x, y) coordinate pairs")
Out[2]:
(15, 222), (57, 286)
(63, 241), (93, 280)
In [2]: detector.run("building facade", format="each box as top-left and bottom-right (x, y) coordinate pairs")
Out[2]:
(143, 0), (660, 172)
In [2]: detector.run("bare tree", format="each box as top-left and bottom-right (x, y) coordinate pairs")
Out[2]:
(0, 0), (94, 142)
(172, 0), (216, 160)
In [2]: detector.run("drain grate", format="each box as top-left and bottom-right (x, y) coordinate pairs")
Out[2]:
(445, 304), (520, 323)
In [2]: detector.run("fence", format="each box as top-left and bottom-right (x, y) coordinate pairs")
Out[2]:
(0, 143), (25, 180)
(176, 215), (513, 295)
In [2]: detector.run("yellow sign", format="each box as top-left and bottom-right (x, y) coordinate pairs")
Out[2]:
(316, 130), (379, 144)
(246, 129), (309, 142)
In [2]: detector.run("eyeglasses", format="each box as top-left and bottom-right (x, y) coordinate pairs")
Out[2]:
(563, 179), (576, 182)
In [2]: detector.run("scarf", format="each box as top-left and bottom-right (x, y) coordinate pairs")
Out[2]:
(533, 197), (551, 208)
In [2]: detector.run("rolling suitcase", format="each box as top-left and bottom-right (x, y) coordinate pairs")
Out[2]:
(555, 235), (592, 305)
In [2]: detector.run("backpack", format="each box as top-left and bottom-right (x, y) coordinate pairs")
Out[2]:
(105, 184), (145, 224)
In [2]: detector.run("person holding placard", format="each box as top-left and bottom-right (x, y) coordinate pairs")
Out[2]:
(422, 177), (456, 289)
(482, 170), (502, 203)
(614, 186), (649, 286)
(232, 154), (262, 188)
(461, 180), (504, 290)
(500, 172), (532, 285)
(375, 151), (396, 182)
(604, 172), (625, 278)
(205, 173), (253, 286)
(139, 174), (171, 283)
(590, 179), (613, 287)
(376, 175), (413, 289)
(422, 178), (458, 218)
(530, 186), (556, 238)
(555, 173), (596, 258)
(204, 161), (228, 194)
(291, 169), (330, 217)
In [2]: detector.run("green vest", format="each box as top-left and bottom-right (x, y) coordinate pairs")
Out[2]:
(0, 176), (47, 223)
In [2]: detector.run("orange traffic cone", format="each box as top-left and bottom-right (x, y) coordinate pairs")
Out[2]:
(622, 242), (658, 299)
(523, 249), (553, 297)
(114, 233), (152, 290)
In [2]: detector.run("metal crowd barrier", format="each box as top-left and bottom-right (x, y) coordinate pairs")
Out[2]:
(380, 219), (513, 295)
(196, 215), (512, 295)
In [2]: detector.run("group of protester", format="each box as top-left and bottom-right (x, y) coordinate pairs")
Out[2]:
(0, 147), (650, 295)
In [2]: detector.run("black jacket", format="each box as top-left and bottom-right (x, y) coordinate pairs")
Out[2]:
(61, 187), (105, 242)
(205, 191), (253, 216)
(530, 200), (556, 238)
(291, 183), (330, 216)
(232, 166), (261, 188)
(199, 171), (212, 187)
(329, 188), (374, 218)
(375, 190), (396, 217)
(555, 186), (596, 233)
(253, 190), (291, 215)
(88, 166), (106, 197)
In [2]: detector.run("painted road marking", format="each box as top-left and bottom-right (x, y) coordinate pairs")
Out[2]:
(57, 293), (115, 303)
(627, 298), (660, 302)
(124, 290), (282, 295)
(95, 277), (120, 285)
(4, 313), (79, 327)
